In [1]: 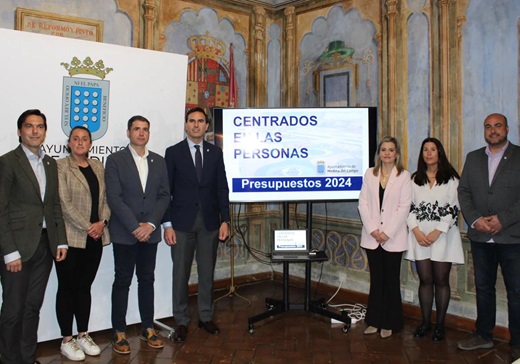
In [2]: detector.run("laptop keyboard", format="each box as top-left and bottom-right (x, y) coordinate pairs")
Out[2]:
(271, 253), (309, 260)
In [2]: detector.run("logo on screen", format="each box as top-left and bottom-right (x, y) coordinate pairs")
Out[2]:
(60, 57), (113, 140)
(317, 160), (325, 174)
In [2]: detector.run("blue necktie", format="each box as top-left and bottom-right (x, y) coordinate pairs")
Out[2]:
(195, 145), (202, 181)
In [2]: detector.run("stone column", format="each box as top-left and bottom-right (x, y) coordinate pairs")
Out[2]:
(386, 0), (398, 137)
(143, 0), (156, 50)
(251, 6), (267, 107)
(283, 6), (296, 107)
(439, 0), (451, 154)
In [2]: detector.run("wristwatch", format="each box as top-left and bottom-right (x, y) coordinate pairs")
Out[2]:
(103, 219), (108, 226)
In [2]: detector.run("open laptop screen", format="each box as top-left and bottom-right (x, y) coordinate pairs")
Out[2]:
(273, 229), (308, 254)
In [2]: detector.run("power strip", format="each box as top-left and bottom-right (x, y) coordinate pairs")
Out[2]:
(331, 317), (360, 324)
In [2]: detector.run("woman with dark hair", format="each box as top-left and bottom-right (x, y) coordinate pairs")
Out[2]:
(406, 137), (464, 342)
(358, 136), (412, 339)
(55, 126), (111, 361)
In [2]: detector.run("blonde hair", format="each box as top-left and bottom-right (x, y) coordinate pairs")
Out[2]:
(372, 136), (404, 177)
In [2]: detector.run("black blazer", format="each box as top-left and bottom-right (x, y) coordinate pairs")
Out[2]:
(459, 142), (520, 243)
(105, 147), (170, 245)
(0, 145), (68, 260)
(164, 139), (230, 232)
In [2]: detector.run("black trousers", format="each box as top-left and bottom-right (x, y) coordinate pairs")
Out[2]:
(0, 230), (53, 364)
(364, 245), (404, 331)
(55, 237), (102, 337)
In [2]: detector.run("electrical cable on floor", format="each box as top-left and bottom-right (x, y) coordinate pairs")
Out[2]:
(328, 303), (367, 324)
(326, 280), (367, 323)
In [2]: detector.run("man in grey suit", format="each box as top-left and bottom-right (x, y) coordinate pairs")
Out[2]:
(0, 109), (68, 364)
(457, 113), (520, 360)
(105, 115), (170, 355)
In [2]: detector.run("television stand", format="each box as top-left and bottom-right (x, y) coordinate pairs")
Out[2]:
(247, 251), (351, 333)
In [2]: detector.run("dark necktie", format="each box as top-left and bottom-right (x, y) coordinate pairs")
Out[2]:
(195, 145), (202, 181)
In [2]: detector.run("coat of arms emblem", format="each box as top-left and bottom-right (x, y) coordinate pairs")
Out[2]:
(61, 57), (112, 140)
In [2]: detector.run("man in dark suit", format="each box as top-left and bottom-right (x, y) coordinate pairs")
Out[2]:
(105, 115), (170, 354)
(0, 109), (68, 364)
(163, 107), (230, 342)
(457, 113), (520, 360)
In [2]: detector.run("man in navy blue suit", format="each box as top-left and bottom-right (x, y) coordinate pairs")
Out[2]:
(163, 107), (230, 342)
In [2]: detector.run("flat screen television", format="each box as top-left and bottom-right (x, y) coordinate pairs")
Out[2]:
(212, 107), (377, 203)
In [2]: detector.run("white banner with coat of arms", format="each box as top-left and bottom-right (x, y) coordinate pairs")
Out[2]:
(0, 28), (187, 341)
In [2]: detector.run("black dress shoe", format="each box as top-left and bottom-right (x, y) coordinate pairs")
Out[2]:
(413, 324), (432, 338)
(512, 345), (520, 360)
(432, 327), (445, 342)
(174, 325), (187, 342)
(198, 320), (220, 334)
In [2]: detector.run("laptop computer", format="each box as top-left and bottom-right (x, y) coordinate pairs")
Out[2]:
(271, 229), (310, 260)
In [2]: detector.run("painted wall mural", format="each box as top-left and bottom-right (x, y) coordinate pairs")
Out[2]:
(462, 0), (520, 152)
(299, 6), (378, 109)
(0, 0), (132, 46)
(184, 33), (236, 112)
(162, 7), (247, 110)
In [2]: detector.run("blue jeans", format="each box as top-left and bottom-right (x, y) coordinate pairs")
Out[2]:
(471, 241), (520, 346)
(111, 242), (158, 333)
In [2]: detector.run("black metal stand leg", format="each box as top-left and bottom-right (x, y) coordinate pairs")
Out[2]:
(309, 298), (352, 332)
(247, 298), (285, 333)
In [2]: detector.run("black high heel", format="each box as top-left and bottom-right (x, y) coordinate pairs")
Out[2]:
(413, 324), (432, 338)
(432, 326), (445, 341)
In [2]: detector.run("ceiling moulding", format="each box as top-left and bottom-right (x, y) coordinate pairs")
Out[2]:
(192, 0), (309, 12)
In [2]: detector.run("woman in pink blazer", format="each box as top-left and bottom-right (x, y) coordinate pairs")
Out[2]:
(358, 136), (412, 338)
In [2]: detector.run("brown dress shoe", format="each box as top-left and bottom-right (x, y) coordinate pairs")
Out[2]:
(174, 325), (187, 342)
(198, 320), (220, 334)
(140, 327), (164, 348)
(113, 331), (130, 354)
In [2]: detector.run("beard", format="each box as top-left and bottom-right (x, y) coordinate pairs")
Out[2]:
(485, 133), (507, 146)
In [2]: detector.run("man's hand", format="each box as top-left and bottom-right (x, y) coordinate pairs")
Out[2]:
(474, 217), (492, 234)
(485, 215), (503, 235)
(218, 222), (230, 241)
(6, 258), (22, 272)
(56, 247), (67, 262)
(133, 223), (154, 242)
(164, 227), (176, 246)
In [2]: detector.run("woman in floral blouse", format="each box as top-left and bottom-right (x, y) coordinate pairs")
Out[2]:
(406, 137), (464, 342)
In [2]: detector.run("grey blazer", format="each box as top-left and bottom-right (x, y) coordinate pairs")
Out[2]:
(458, 142), (520, 244)
(105, 147), (170, 245)
(0, 145), (68, 261)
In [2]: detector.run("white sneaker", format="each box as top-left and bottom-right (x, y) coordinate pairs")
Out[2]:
(60, 338), (86, 361)
(77, 333), (101, 356)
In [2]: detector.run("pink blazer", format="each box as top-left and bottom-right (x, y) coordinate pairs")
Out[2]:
(358, 166), (412, 252)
